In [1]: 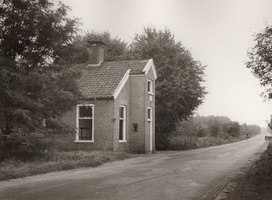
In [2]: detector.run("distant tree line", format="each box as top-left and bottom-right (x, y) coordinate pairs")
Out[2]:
(165, 115), (261, 150)
(193, 115), (260, 138)
(198, 115), (259, 138)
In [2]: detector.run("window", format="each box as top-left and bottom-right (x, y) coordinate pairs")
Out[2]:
(147, 107), (152, 121)
(147, 80), (153, 94)
(147, 107), (153, 151)
(119, 105), (126, 142)
(76, 104), (94, 142)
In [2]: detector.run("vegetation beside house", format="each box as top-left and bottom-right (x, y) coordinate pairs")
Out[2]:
(0, 149), (135, 181)
(1, 0), (82, 163)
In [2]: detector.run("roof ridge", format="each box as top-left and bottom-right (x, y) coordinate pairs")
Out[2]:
(104, 59), (148, 63)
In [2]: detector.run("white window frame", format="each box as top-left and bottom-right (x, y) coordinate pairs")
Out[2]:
(75, 104), (94, 143)
(147, 107), (153, 151)
(147, 107), (152, 122)
(147, 79), (153, 94)
(119, 105), (127, 142)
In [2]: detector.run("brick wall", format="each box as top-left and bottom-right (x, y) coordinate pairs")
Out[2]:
(129, 75), (146, 153)
(61, 99), (115, 151)
(114, 78), (130, 152)
(145, 67), (156, 152)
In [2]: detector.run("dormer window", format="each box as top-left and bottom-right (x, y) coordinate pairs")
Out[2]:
(147, 80), (153, 94)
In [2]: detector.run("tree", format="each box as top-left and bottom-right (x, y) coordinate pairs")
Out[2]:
(53, 36), (89, 65)
(246, 25), (272, 100)
(0, 0), (81, 160)
(53, 30), (129, 66)
(82, 31), (128, 61)
(222, 121), (240, 138)
(209, 120), (221, 137)
(196, 127), (209, 137)
(128, 26), (207, 149)
(268, 115), (272, 130)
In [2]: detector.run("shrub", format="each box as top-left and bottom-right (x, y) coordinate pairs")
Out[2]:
(168, 135), (198, 150)
(209, 121), (221, 137)
(197, 127), (209, 137)
(0, 151), (134, 180)
(0, 131), (53, 162)
(219, 132), (230, 140)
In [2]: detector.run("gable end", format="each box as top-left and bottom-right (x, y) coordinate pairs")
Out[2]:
(143, 59), (157, 80)
(113, 69), (131, 99)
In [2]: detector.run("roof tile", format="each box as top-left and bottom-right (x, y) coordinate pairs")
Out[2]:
(76, 60), (148, 99)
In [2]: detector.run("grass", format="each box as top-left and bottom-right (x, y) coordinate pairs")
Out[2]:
(225, 141), (272, 200)
(0, 151), (135, 181)
(0, 134), (261, 181)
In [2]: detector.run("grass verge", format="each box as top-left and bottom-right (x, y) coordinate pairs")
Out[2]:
(0, 151), (135, 181)
(226, 141), (272, 200)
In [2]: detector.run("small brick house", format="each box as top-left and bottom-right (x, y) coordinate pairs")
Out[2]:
(62, 41), (157, 153)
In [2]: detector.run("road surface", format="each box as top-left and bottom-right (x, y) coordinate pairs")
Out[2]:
(0, 135), (268, 200)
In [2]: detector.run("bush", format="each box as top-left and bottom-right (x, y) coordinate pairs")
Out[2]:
(0, 151), (134, 181)
(219, 132), (230, 140)
(197, 127), (209, 137)
(0, 131), (53, 162)
(168, 135), (198, 150)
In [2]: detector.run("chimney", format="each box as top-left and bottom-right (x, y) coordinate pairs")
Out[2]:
(87, 41), (107, 66)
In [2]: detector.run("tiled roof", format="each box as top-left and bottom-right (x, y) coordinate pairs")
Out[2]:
(76, 60), (148, 99)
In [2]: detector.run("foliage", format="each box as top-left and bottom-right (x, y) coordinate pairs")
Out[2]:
(193, 115), (231, 138)
(128, 26), (207, 149)
(53, 37), (88, 65)
(268, 115), (272, 130)
(240, 123), (261, 137)
(0, 0), (81, 161)
(193, 115), (231, 126)
(196, 127), (209, 137)
(0, 0), (79, 67)
(175, 119), (197, 137)
(193, 116), (254, 138)
(82, 31), (128, 61)
(0, 132), (53, 161)
(222, 121), (241, 137)
(53, 30), (128, 65)
(172, 115), (261, 148)
(0, 151), (134, 180)
(246, 25), (272, 100)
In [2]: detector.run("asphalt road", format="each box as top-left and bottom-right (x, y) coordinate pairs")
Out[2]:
(0, 135), (268, 200)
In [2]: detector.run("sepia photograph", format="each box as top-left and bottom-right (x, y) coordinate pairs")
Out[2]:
(1, 0), (272, 199)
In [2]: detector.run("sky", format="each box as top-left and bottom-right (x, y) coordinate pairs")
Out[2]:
(60, 0), (272, 128)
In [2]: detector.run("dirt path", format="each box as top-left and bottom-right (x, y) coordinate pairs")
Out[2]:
(0, 135), (268, 200)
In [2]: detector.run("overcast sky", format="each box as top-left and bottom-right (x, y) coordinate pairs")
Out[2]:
(60, 0), (272, 128)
